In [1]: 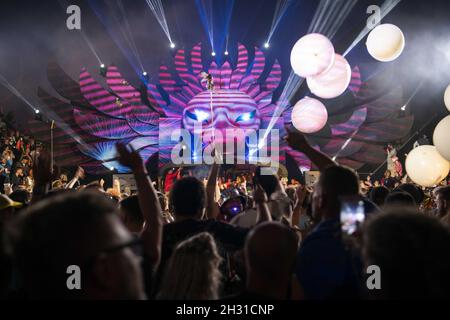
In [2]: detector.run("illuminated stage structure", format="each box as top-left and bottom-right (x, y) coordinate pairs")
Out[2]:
(29, 43), (413, 175)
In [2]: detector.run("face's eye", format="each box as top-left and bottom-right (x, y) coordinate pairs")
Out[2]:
(186, 110), (210, 122)
(235, 110), (256, 123)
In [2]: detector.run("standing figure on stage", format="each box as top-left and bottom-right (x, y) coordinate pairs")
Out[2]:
(200, 72), (214, 90)
(164, 167), (181, 194)
(392, 155), (403, 178)
(385, 144), (398, 177)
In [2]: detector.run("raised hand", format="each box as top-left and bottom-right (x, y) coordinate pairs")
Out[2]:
(253, 183), (268, 204)
(284, 125), (336, 171)
(74, 166), (85, 180)
(116, 143), (144, 171)
(283, 126), (311, 151)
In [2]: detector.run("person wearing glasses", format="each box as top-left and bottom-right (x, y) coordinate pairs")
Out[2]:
(13, 143), (162, 299)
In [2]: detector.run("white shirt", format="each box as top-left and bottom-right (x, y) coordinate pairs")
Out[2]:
(230, 190), (292, 228)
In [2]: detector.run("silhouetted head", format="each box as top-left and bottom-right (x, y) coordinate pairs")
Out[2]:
(363, 209), (450, 299)
(170, 177), (206, 219)
(14, 191), (145, 300)
(312, 165), (359, 221)
(244, 222), (298, 298)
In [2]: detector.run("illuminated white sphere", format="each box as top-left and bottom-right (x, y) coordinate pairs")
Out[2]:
(444, 85), (450, 112)
(366, 24), (405, 62)
(405, 145), (449, 187)
(433, 115), (450, 161)
(291, 97), (328, 133)
(306, 54), (351, 99)
(290, 33), (335, 78)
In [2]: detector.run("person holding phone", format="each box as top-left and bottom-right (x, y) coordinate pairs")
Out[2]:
(285, 128), (364, 299)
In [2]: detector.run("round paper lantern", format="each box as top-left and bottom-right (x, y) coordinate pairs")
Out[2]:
(290, 33), (335, 78)
(366, 24), (405, 62)
(405, 145), (449, 187)
(444, 85), (450, 112)
(291, 97), (328, 133)
(306, 54), (351, 99)
(433, 115), (450, 161)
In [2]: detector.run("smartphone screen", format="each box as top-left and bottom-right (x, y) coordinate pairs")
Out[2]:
(340, 197), (365, 235)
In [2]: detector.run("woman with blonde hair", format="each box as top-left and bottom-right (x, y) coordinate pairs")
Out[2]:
(157, 232), (222, 300)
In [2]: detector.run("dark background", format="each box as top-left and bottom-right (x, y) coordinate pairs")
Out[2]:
(0, 0), (449, 174)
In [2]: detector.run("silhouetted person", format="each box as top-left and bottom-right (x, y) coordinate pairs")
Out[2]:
(364, 209), (450, 299)
(369, 186), (389, 207)
(241, 222), (299, 299)
(434, 185), (450, 227)
(156, 177), (251, 295)
(13, 191), (146, 299)
(385, 191), (415, 207)
(120, 195), (144, 234)
(295, 165), (363, 299)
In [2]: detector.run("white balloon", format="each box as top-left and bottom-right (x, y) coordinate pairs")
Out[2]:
(291, 97), (328, 134)
(405, 145), (449, 187)
(306, 54), (351, 99)
(444, 85), (450, 112)
(290, 33), (335, 78)
(366, 24), (405, 62)
(433, 115), (450, 161)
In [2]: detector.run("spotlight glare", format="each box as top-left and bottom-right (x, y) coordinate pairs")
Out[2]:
(264, 42), (270, 48)
(225, 50), (229, 56)
(143, 71), (148, 76)
(100, 63), (105, 68)
(211, 51), (216, 57)
(170, 42), (175, 49)
(401, 105), (406, 111)
(35, 109), (40, 114)
(110, 166), (114, 171)
(181, 145), (187, 150)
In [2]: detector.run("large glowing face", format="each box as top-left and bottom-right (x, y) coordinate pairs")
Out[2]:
(183, 89), (261, 141)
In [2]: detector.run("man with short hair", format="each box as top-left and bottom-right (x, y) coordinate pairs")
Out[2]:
(295, 165), (363, 299)
(157, 174), (271, 295)
(240, 222), (300, 299)
(14, 142), (162, 299)
(285, 128), (363, 299)
(161, 177), (250, 267)
(14, 191), (146, 299)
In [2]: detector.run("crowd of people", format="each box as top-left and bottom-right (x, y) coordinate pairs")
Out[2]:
(0, 122), (450, 300)
(0, 122), (36, 195)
